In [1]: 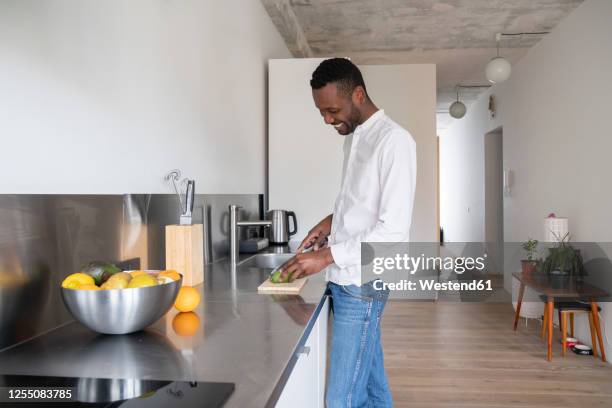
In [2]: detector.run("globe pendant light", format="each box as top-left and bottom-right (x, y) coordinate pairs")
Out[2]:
(486, 56), (511, 84)
(449, 87), (466, 119)
(486, 34), (511, 84)
(485, 32), (550, 84)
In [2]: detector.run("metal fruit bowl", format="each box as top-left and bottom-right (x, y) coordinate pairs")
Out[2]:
(61, 271), (182, 335)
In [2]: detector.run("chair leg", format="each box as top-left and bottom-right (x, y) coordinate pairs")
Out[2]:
(561, 312), (567, 357)
(589, 312), (599, 358)
(558, 310), (563, 333)
(570, 313), (574, 338)
(541, 307), (548, 340)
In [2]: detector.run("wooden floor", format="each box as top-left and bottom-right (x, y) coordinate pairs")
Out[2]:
(382, 300), (612, 408)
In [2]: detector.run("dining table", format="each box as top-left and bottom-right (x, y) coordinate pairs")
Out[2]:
(512, 271), (609, 362)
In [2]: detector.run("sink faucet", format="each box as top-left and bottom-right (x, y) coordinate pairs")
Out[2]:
(229, 205), (272, 265)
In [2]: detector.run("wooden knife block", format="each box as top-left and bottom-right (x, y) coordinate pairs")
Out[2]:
(165, 224), (204, 286)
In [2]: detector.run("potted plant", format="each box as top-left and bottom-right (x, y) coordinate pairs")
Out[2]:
(521, 239), (540, 276)
(541, 233), (585, 284)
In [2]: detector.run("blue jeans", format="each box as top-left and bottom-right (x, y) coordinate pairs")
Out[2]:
(326, 280), (392, 408)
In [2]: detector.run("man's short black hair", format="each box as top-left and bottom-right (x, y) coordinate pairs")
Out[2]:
(310, 58), (367, 98)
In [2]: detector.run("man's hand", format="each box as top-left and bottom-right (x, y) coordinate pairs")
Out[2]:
(296, 214), (333, 253)
(279, 247), (334, 282)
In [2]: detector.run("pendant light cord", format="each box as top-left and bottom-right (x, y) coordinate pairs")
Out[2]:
(500, 32), (550, 36)
(496, 31), (550, 57)
(453, 84), (491, 103)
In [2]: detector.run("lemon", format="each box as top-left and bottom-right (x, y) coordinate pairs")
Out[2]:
(76, 284), (101, 291)
(102, 272), (131, 289)
(129, 270), (148, 278)
(107, 272), (132, 282)
(101, 279), (128, 290)
(107, 272), (131, 284)
(61, 273), (95, 289)
(127, 274), (158, 288)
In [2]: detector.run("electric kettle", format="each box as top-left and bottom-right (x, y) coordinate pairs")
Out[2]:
(266, 210), (297, 245)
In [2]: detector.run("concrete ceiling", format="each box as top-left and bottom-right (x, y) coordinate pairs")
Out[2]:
(261, 0), (583, 132)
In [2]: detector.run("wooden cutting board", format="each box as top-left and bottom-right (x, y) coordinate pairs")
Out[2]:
(257, 277), (308, 294)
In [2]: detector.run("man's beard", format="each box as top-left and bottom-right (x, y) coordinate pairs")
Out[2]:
(345, 105), (362, 134)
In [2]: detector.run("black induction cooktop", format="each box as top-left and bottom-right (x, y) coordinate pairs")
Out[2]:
(0, 374), (234, 407)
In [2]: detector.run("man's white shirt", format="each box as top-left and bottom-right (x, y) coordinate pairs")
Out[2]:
(326, 109), (417, 286)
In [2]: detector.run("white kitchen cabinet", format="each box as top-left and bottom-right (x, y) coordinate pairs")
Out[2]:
(315, 296), (329, 407)
(276, 296), (329, 408)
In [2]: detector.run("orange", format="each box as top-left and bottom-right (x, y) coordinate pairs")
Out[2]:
(172, 312), (200, 337)
(159, 270), (181, 281)
(174, 286), (200, 312)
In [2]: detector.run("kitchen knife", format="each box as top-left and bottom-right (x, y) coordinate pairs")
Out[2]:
(180, 180), (195, 225)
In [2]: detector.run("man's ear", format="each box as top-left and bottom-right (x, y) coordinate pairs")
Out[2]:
(352, 86), (366, 105)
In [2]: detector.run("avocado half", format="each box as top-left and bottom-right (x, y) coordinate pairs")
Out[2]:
(270, 269), (291, 284)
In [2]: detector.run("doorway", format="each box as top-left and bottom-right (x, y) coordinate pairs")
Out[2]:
(484, 127), (504, 275)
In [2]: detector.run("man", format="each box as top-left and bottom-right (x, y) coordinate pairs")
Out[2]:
(279, 58), (416, 407)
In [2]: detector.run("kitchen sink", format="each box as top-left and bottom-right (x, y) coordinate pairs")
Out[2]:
(238, 253), (294, 269)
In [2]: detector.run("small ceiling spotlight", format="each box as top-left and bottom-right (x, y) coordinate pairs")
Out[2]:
(486, 32), (549, 84)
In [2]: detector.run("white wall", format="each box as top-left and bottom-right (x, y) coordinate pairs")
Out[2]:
(0, 0), (291, 193)
(269, 60), (437, 243)
(268, 58), (342, 242)
(439, 0), (612, 354)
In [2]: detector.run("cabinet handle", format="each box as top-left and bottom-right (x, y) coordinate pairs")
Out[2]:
(297, 346), (310, 357)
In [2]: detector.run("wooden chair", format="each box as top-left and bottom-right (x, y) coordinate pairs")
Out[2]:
(541, 297), (603, 360)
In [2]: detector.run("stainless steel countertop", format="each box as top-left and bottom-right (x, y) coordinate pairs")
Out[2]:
(0, 247), (329, 408)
